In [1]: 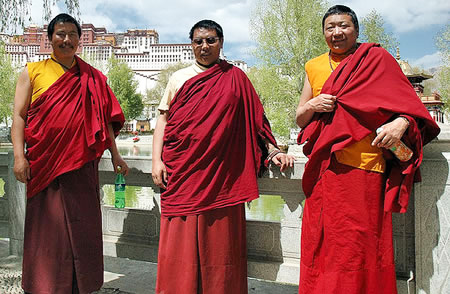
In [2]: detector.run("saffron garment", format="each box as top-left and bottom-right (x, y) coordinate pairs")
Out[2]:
(156, 204), (247, 294)
(28, 53), (77, 103)
(298, 43), (440, 293)
(161, 60), (277, 217)
(22, 57), (124, 293)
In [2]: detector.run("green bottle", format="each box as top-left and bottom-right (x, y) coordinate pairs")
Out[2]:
(114, 166), (126, 208)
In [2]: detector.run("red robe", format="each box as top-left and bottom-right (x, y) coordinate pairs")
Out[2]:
(161, 60), (277, 217)
(24, 56), (124, 198)
(298, 43), (440, 213)
(298, 43), (440, 293)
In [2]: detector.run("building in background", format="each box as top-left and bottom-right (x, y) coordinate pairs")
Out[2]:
(396, 49), (446, 124)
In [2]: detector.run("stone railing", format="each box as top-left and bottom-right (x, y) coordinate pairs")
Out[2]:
(0, 125), (449, 293)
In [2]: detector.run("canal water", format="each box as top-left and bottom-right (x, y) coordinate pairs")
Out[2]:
(1, 143), (287, 222)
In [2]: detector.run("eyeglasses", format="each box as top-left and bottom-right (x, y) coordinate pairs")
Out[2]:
(192, 37), (220, 46)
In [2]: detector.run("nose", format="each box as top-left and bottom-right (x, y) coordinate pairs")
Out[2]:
(333, 26), (343, 35)
(200, 40), (210, 49)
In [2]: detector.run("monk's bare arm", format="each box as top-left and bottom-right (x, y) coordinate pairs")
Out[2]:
(152, 111), (168, 188)
(107, 123), (129, 176)
(295, 72), (336, 128)
(11, 68), (32, 183)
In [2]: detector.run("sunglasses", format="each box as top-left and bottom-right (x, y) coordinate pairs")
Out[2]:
(192, 37), (220, 46)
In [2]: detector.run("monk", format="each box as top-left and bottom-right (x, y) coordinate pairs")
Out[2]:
(295, 5), (440, 294)
(11, 13), (128, 294)
(152, 19), (294, 294)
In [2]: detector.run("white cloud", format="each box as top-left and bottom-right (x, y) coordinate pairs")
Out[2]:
(409, 52), (443, 69)
(74, 0), (254, 44)
(336, 0), (450, 33)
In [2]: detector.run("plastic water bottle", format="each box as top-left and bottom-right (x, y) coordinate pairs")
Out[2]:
(114, 166), (126, 208)
(376, 127), (413, 162)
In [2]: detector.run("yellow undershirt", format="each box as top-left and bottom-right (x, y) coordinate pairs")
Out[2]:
(27, 53), (77, 103)
(305, 52), (385, 173)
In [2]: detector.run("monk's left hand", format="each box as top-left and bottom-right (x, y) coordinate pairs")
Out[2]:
(372, 117), (409, 149)
(271, 153), (295, 172)
(112, 154), (129, 176)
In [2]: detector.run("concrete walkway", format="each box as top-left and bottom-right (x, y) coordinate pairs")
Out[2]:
(0, 239), (298, 294)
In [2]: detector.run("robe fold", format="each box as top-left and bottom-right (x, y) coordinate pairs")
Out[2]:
(298, 43), (440, 213)
(24, 56), (124, 198)
(161, 60), (277, 217)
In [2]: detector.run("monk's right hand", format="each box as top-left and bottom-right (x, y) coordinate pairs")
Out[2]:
(152, 159), (167, 189)
(13, 157), (31, 184)
(306, 94), (336, 113)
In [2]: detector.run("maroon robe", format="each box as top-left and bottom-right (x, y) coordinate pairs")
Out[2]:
(161, 60), (277, 217)
(157, 61), (277, 293)
(25, 56), (124, 198)
(22, 57), (124, 293)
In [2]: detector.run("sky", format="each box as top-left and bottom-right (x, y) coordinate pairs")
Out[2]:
(25, 0), (450, 70)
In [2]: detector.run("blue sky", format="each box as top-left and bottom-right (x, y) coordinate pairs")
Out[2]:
(26, 0), (449, 70)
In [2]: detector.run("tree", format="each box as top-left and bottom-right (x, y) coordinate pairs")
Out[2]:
(145, 62), (190, 105)
(249, 0), (328, 140)
(359, 9), (399, 56)
(1, 0), (79, 32)
(435, 25), (450, 114)
(107, 57), (144, 121)
(0, 43), (19, 127)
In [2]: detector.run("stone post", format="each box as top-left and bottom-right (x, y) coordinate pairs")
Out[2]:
(7, 151), (26, 256)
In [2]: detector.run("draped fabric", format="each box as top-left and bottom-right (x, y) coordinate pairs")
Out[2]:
(298, 43), (440, 213)
(161, 60), (277, 217)
(24, 56), (124, 198)
(22, 161), (103, 294)
(156, 204), (247, 294)
(300, 159), (397, 294)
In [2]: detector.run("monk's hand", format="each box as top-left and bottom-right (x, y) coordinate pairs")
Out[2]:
(271, 153), (295, 172)
(307, 94), (337, 113)
(13, 156), (31, 184)
(152, 159), (167, 189)
(112, 154), (129, 176)
(372, 117), (409, 149)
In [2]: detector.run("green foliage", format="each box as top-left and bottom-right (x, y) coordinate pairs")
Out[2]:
(435, 25), (450, 113)
(0, 0), (80, 32)
(437, 67), (450, 113)
(145, 62), (190, 105)
(0, 43), (19, 127)
(247, 66), (296, 140)
(249, 0), (328, 140)
(359, 9), (399, 55)
(107, 57), (144, 120)
(436, 24), (450, 65)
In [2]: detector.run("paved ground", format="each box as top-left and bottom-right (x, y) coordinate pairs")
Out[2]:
(0, 239), (298, 294)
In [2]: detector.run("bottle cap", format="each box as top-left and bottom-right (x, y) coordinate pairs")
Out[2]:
(116, 166), (122, 172)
